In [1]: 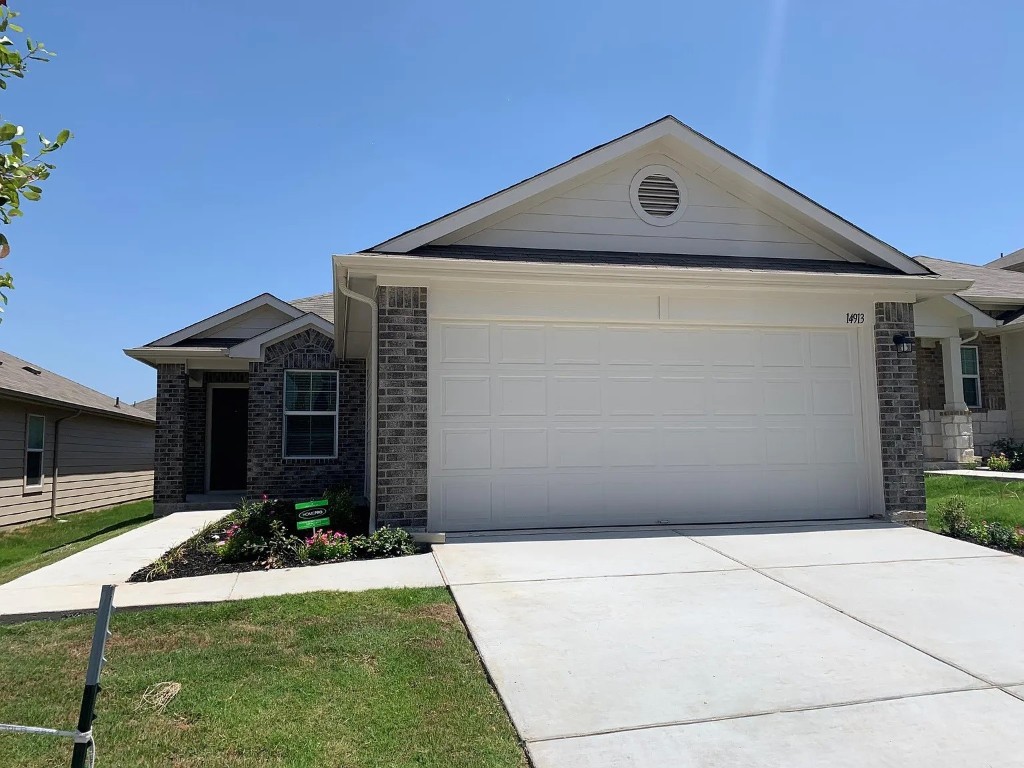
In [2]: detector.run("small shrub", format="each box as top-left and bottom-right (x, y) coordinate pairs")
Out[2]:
(962, 460), (979, 470)
(987, 453), (1012, 472)
(990, 439), (1024, 471)
(324, 485), (365, 535)
(987, 522), (1016, 549)
(219, 498), (304, 564)
(349, 526), (416, 559)
(305, 530), (351, 561)
(940, 496), (972, 539)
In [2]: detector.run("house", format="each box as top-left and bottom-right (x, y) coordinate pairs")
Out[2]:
(127, 116), (973, 532)
(0, 350), (155, 527)
(912, 255), (1024, 466)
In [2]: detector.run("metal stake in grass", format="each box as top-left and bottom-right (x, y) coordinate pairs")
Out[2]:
(0, 584), (115, 768)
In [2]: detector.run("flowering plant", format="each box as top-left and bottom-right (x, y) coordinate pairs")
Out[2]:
(305, 529), (351, 561)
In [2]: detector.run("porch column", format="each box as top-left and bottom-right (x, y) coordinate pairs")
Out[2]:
(940, 336), (966, 410)
(939, 335), (975, 465)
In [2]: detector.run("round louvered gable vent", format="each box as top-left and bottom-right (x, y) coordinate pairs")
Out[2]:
(636, 173), (680, 217)
(629, 165), (687, 226)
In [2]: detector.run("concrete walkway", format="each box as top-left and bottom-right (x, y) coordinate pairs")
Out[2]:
(434, 521), (1024, 767)
(927, 468), (1024, 481)
(0, 510), (443, 621)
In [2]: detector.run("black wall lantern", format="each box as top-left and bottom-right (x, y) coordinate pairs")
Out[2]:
(893, 334), (914, 354)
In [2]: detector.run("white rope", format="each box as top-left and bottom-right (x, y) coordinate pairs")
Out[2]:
(0, 722), (96, 766)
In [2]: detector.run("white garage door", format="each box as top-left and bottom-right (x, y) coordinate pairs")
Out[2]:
(430, 321), (871, 531)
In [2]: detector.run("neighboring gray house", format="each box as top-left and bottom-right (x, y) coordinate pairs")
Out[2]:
(912, 255), (1024, 466)
(0, 350), (155, 527)
(128, 116), (977, 532)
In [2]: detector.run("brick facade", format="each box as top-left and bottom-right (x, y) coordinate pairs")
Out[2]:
(874, 302), (926, 526)
(154, 363), (187, 506)
(376, 286), (428, 529)
(247, 328), (366, 500)
(915, 344), (945, 411)
(977, 335), (1005, 410)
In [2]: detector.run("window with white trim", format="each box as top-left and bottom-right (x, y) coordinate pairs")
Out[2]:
(25, 414), (44, 489)
(283, 370), (338, 458)
(961, 346), (981, 408)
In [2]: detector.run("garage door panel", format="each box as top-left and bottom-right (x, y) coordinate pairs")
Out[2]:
(496, 325), (546, 364)
(431, 321), (871, 531)
(711, 378), (761, 415)
(552, 428), (603, 467)
(607, 378), (656, 415)
(550, 376), (602, 416)
(607, 428), (658, 467)
(811, 379), (856, 415)
(498, 428), (548, 468)
(439, 323), (490, 363)
(440, 428), (492, 470)
(497, 376), (546, 415)
(550, 327), (601, 365)
(441, 376), (491, 416)
(810, 331), (853, 367)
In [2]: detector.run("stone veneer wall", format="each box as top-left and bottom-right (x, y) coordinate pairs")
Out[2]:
(247, 328), (366, 499)
(874, 302), (926, 526)
(376, 286), (428, 529)
(154, 363), (187, 506)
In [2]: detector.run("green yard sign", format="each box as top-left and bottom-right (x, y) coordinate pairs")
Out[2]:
(296, 517), (331, 531)
(295, 498), (329, 511)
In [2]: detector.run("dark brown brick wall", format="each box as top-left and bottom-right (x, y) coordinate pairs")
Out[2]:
(977, 335), (1005, 410)
(154, 363), (186, 504)
(376, 286), (428, 529)
(915, 344), (945, 411)
(874, 302), (925, 523)
(247, 328), (366, 500)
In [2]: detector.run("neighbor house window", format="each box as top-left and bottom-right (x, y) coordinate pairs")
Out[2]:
(961, 346), (981, 408)
(24, 414), (44, 489)
(283, 370), (338, 458)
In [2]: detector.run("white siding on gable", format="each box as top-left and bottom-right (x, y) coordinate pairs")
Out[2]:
(445, 154), (845, 261)
(194, 305), (296, 340)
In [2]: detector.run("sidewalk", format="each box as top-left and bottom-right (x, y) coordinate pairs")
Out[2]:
(0, 510), (444, 622)
(926, 469), (1024, 482)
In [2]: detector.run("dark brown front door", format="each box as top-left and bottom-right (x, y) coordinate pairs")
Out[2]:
(209, 387), (248, 491)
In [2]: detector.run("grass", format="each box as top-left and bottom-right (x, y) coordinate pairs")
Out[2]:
(0, 589), (525, 768)
(925, 475), (1024, 531)
(0, 500), (154, 585)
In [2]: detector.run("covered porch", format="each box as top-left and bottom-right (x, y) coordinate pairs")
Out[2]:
(914, 297), (1005, 468)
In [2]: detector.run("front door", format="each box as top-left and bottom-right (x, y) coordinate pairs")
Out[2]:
(209, 387), (248, 491)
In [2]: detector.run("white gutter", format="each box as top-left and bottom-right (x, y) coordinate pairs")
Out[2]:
(336, 253), (972, 298)
(336, 267), (379, 533)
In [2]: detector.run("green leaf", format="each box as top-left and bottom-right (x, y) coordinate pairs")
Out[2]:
(21, 188), (40, 201)
(0, 124), (17, 141)
(54, 129), (71, 146)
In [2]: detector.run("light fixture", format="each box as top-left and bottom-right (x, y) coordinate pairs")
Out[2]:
(893, 334), (914, 354)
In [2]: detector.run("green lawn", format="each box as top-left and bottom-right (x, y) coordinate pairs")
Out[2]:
(0, 500), (154, 585)
(926, 475), (1024, 531)
(0, 589), (526, 768)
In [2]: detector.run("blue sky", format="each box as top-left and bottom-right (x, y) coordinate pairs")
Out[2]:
(2, 0), (1021, 401)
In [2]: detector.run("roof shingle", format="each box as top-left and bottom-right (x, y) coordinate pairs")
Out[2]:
(0, 350), (155, 423)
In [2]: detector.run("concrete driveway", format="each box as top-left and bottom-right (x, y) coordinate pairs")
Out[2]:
(433, 521), (1024, 767)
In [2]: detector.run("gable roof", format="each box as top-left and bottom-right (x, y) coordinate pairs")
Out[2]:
(984, 246), (1024, 271)
(289, 292), (332, 321)
(915, 256), (1024, 304)
(0, 350), (155, 424)
(147, 293), (304, 347)
(132, 396), (157, 417)
(371, 115), (929, 276)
